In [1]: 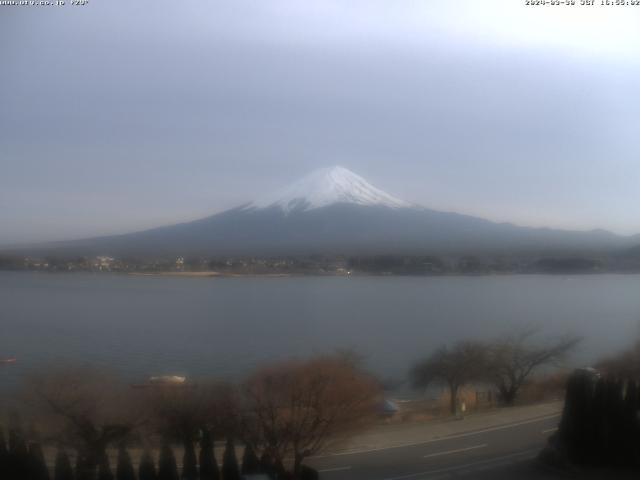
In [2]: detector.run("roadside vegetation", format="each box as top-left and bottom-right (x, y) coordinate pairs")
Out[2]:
(0, 329), (603, 479)
(411, 329), (581, 413)
(596, 341), (640, 378)
(542, 367), (640, 472)
(0, 354), (380, 480)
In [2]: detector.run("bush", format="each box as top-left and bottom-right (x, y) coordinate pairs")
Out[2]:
(158, 443), (179, 480)
(0, 429), (7, 479)
(54, 450), (74, 480)
(139, 450), (157, 480)
(7, 428), (30, 479)
(258, 452), (274, 478)
(97, 452), (114, 480)
(116, 446), (136, 480)
(183, 439), (198, 480)
(299, 465), (319, 480)
(552, 369), (640, 468)
(198, 429), (220, 480)
(622, 380), (639, 465)
(221, 439), (240, 480)
(240, 444), (260, 475)
(28, 442), (50, 480)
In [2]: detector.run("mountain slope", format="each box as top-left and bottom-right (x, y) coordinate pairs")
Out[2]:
(244, 166), (412, 213)
(11, 166), (639, 257)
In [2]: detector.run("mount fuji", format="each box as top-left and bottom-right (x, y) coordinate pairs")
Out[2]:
(244, 166), (412, 213)
(24, 166), (639, 257)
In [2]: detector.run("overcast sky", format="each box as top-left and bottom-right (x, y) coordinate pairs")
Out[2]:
(2, 0), (640, 244)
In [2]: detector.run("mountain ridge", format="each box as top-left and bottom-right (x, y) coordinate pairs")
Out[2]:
(4, 166), (639, 257)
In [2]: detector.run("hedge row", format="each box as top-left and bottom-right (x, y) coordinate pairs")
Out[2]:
(0, 429), (318, 480)
(551, 369), (640, 467)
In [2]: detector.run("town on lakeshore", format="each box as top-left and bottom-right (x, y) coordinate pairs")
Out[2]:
(3, 252), (640, 276)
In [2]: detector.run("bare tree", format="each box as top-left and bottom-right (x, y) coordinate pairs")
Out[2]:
(141, 380), (237, 444)
(243, 354), (380, 479)
(486, 329), (580, 405)
(411, 341), (487, 414)
(23, 367), (142, 478)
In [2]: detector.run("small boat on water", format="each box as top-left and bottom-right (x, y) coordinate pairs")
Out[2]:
(149, 375), (186, 385)
(131, 375), (195, 389)
(0, 358), (16, 365)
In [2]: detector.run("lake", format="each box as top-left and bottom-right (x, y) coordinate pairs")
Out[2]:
(1, 272), (639, 391)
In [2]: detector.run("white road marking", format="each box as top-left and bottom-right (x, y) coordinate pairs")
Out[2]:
(541, 427), (558, 434)
(313, 413), (560, 458)
(382, 449), (539, 480)
(423, 443), (487, 459)
(318, 466), (352, 473)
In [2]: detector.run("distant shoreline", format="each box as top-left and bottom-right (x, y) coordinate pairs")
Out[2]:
(127, 271), (296, 278)
(123, 270), (640, 278)
(4, 269), (640, 278)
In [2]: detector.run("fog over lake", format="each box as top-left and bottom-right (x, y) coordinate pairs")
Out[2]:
(1, 272), (639, 391)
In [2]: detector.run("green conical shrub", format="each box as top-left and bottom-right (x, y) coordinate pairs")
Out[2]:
(53, 450), (74, 480)
(116, 446), (136, 480)
(626, 381), (640, 466)
(590, 376), (607, 465)
(299, 465), (319, 480)
(7, 424), (22, 452)
(273, 459), (288, 480)
(28, 442), (51, 480)
(604, 377), (624, 464)
(76, 449), (97, 480)
(182, 439), (198, 480)
(240, 444), (260, 475)
(558, 369), (596, 464)
(157, 443), (179, 480)
(0, 428), (8, 479)
(221, 439), (240, 480)
(138, 450), (157, 480)
(75, 451), (83, 478)
(7, 428), (30, 480)
(198, 430), (219, 480)
(98, 451), (114, 480)
(623, 380), (639, 465)
(258, 452), (274, 479)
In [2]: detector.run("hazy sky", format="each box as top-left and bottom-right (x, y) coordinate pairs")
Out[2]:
(2, 0), (640, 244)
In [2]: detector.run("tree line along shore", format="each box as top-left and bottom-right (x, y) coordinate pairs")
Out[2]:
(3, 252), (640, 276)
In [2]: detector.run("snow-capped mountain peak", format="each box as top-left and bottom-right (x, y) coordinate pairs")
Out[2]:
(245, 166), (412, 213)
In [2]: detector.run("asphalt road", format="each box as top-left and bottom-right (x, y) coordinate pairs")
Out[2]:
(308, 413), (561, 480)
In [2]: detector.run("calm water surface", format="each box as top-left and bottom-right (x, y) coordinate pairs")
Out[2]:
(1, 272), (639, 389)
